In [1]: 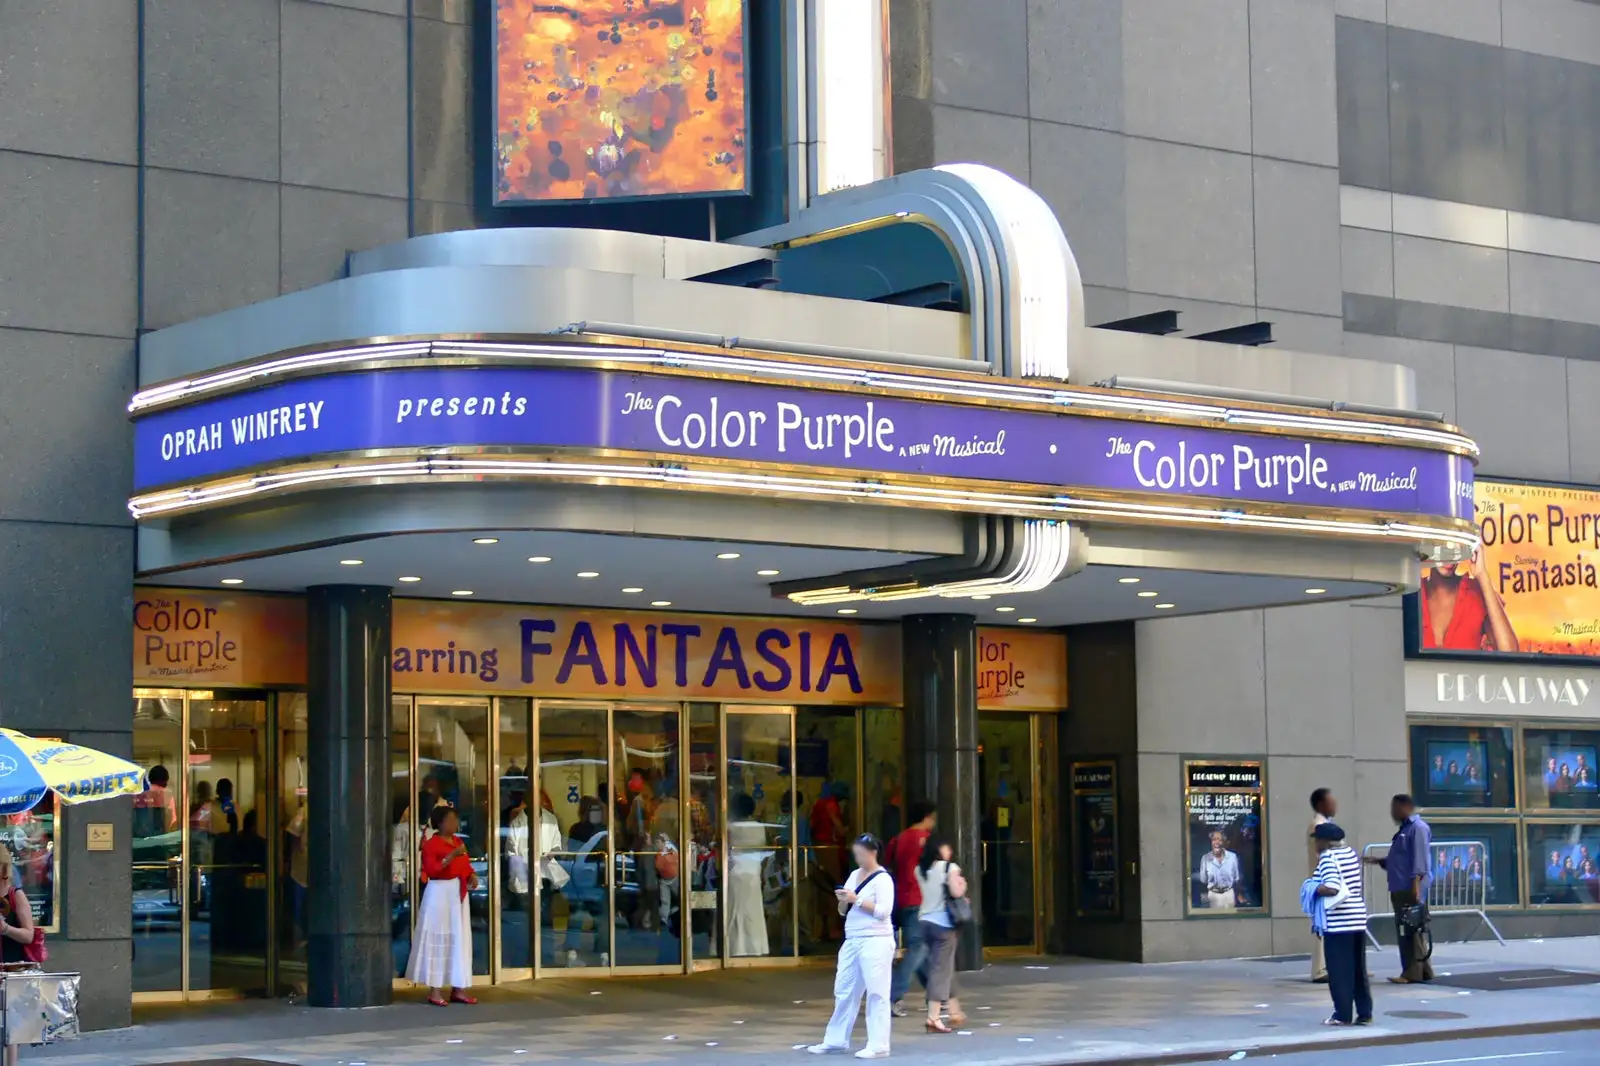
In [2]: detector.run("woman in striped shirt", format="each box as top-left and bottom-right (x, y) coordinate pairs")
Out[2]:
(1312, 822), (1372, 1027)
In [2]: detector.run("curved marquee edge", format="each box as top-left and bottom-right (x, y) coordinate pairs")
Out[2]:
(125, 449), (1480, 562)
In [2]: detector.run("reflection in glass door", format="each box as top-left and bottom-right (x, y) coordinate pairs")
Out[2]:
(132, 692), (184, 995)
(132, 688), (273, 1000)
(724, 707), (797, 964)
(416, 699), (492, 977)
(795, 707), (857, 956)
(186, 696), (269, 995)
(978, 714), (1038, 951)
(536, 705), (610, 972)
(612, 707), (684, 970)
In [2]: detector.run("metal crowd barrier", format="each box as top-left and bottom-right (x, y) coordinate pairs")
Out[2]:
(1360, 841), (1506, 950)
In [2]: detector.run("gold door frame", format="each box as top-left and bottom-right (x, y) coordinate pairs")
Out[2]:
(722, 704), (801, 968)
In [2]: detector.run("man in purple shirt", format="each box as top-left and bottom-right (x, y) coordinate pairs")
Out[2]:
(1368, 794), (1433, 983)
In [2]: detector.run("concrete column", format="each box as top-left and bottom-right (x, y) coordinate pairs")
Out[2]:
(306, 584), (392, 1007)
(901, 613), (982, 970)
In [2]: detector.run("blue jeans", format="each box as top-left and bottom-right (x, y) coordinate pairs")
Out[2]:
(890, 907), (929, 1002)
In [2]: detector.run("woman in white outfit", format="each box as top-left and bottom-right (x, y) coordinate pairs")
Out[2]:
(406, 806), (478, 1006)
(809, 834), (895, 1060)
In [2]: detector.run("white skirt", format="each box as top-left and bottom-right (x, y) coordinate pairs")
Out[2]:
(406, 879), (472, 989)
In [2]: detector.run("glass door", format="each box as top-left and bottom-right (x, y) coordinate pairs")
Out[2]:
(723, 706), (797, 964)
(415, 698), (493, 978)
(794, 707), (858, 956)
(535, 704), (611, 972)
(530, 702), (692, 975)
(612, 706), (684, 971)
(186, 695), (269, 996)
(978, 713), (1042, 953)
(132, 688), (273, 1001)
(132, 691), (185, 996)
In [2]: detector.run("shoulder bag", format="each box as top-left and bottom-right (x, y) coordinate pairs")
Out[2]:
(944, 863), (973, 926)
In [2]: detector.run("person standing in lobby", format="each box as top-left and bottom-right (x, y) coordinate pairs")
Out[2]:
(1369, 795), (1433, 984)
(883, 800), (936, 1017)
(1308, 789), (1336, 983)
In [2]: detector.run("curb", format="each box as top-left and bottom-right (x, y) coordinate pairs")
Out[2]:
(1049, 1015), (1600, 1065)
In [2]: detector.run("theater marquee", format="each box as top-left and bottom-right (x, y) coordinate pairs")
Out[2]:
(126, 337), (1477, 556)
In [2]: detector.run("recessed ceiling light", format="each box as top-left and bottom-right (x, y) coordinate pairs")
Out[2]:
(451, 590), (474, 597)
(528, 556), (552, 563)
(650, 600), (672, 607)
(1118, 577), (1141, 584)
(996, 606), (1016, 613)
(1018, 617), (1038, 624)
(473, 537), (499, 545)
(1305, 587), (1327, 595)
(1137, 590), (1159, 598)
(757, 569), (780, 577)
(339, 559), (363, 566)
(576, 571), (600, 578)
(717, 552), (741, 560)
(971, 594), (991, 601)
(1155, 603), (1176, 609)
(837, 608), (858, 615)
(220, 578), (244, 585)
(398, 576), (422, 583)
(621, 587), (644, 594)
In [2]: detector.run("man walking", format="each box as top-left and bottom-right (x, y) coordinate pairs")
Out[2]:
(883, 800), (936, 1016)
(1370, 794), (1433, 984)
(1308, 788), (1336, 983)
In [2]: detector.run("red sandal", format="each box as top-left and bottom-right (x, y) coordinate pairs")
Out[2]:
(450, 992), (478, 1005)
(427, 996), (448, 1007)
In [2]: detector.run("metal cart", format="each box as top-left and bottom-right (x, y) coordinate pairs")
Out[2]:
(0, 965), (79, 1048)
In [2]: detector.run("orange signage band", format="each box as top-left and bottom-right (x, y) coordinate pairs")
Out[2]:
(132, 589), (1067, 710)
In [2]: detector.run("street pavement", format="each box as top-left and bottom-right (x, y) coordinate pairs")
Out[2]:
(27, 936), (1600, 1065)
(1232, 1028), (1599, 1065)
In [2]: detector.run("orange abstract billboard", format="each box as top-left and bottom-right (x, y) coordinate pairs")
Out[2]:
(493, 0), (748, 203)
(1417, 479), (1600, 658)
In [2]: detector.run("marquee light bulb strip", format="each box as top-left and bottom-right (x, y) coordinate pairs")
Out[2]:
(125, 454), (1478, 559)
(128, 338), (1479, 459)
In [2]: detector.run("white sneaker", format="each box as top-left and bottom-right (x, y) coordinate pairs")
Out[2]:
(854, 1050), (890, 1060)
(600, 952), (610, 967)
(566, 949), (578, 967)
(806, 1044), (847, 1055)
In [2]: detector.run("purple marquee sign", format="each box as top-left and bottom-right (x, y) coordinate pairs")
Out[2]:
(132, 365), (1473, 519)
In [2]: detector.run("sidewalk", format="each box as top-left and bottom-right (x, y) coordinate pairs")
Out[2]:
(31, 937), (1600, 1066)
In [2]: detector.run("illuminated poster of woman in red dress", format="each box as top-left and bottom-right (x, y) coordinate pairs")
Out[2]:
(1420, 547), (1519, 653)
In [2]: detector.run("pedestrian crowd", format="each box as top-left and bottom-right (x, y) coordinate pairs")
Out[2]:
(397, 787), (1430, 1057)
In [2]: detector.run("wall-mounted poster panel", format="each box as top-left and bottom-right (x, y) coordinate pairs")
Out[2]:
(1183, 760), (1267, 917)
(1070, 761), (1119, 917)
(1415, 479), (1600, 660)
(493, 0), (749, 204)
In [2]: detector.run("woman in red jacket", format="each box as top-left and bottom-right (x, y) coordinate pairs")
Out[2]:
(406, 806), (478, 1006)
